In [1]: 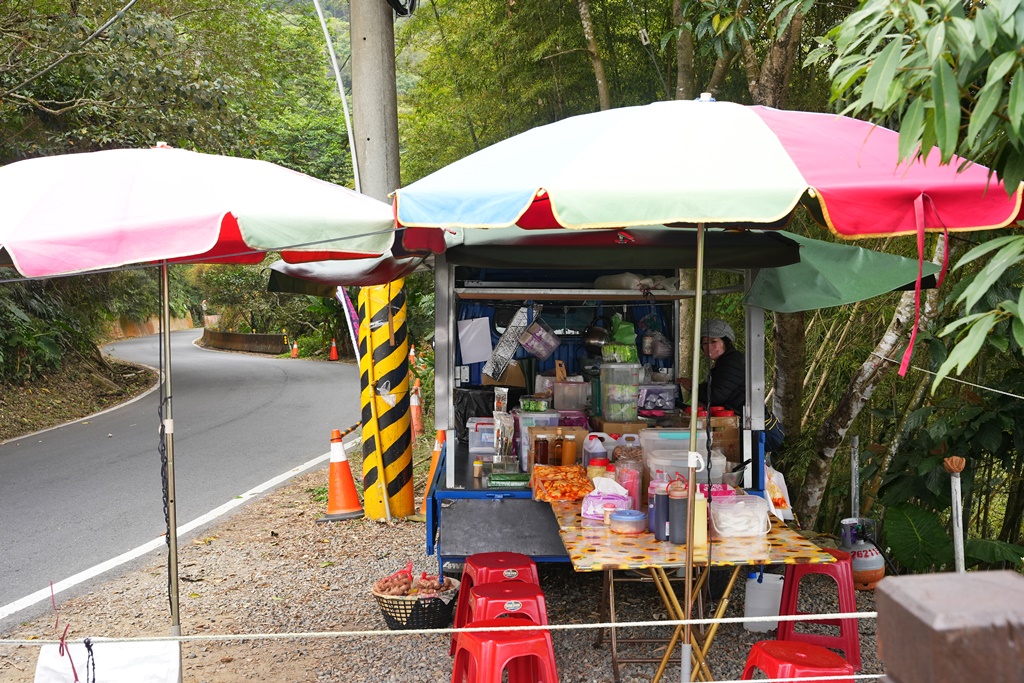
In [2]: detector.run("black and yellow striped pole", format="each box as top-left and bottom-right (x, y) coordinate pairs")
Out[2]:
(358, 280), (415, 519)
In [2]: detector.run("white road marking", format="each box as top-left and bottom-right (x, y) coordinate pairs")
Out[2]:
(0, 439), (360, 622)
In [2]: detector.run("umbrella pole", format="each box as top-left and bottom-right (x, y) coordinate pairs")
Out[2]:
(682, 222), (707, 682)
(160, 264), (183, 675)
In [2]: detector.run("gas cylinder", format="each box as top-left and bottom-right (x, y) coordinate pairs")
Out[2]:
(840, 517), (885, 590)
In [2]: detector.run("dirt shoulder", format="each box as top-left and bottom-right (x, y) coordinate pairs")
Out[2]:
(0, 356), (157, 444)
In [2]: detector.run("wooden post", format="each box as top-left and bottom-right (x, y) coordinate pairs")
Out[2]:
(876, 571), (1024, 683)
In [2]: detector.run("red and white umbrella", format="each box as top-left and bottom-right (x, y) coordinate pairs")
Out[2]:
(0, 145), (395, 637)
(392, 99), (1024, 677)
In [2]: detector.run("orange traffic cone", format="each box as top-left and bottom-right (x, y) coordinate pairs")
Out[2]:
(317, 429), (364, 522)
(291, 341), (299, 358)
(420, 430), (445, 515)
(329, 338), (339, 361)
(410, 379), (424, 438)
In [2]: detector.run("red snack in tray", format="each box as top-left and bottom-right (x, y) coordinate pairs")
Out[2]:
(531, 465), (594, 502)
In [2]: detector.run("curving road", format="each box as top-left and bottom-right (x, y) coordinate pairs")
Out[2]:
(0, 329), (362, 629)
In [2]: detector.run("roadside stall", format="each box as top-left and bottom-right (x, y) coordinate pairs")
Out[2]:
(389, 96), (1019, 681)
(416, 226), (937, 570)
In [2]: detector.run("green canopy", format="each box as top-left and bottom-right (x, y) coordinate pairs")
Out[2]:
(744, 231), (940, 312)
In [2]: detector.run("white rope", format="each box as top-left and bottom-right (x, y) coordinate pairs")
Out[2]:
(0, 610), (877, 646)
(870, 351), (1024, 399)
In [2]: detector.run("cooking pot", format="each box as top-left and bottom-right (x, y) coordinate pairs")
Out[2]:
(583, 316), (613, 355)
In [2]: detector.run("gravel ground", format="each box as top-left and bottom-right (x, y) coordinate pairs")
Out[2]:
(0, 467), (879, 682)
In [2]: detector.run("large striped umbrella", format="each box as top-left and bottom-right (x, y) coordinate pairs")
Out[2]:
(392, 99), (1023, 678)
(0, 145), (395, 641)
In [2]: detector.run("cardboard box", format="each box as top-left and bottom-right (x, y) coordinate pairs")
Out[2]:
(525, 426), (589, 474)
(589, 417), (651, 436)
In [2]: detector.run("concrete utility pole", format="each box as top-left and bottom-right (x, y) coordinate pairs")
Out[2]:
(350, 0), (401, 202)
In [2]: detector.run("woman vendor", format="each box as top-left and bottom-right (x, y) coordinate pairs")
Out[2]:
(677, 319), (746, 417)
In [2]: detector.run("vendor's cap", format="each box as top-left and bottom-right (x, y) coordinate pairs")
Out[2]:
(701, 320), (735, 343)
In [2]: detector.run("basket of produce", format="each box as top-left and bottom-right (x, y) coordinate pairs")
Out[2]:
(371, 562), (461, 630)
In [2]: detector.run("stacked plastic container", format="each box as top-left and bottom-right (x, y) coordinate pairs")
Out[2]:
(600, 363), (641, 422)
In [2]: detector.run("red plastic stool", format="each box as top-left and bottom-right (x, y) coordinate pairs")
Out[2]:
(451, 617), (559, 683)
(469, 581), (548, 625)
(777, 548), (861, 670)
(451, 553), (540, 655)
(742, 640), (855, 680)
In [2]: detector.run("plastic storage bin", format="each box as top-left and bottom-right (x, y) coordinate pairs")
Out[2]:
(637, 384), (677, 411)
(639, 428), (708, 462)
(554, 382), (589, 410)
(601, 363), (641, 422)
(710, 494), (771, 537)
(467, 417), (496, 459)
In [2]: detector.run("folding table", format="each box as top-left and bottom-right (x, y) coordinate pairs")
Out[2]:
(550, 500), (836, 682)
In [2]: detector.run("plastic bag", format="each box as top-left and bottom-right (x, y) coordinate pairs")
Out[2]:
(611, 313), (636, 344)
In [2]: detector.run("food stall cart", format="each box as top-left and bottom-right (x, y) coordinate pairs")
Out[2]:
(423, 226), (806, 571)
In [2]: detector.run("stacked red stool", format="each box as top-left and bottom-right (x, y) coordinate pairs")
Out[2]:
(469, 582), (548, 624)
(742, 640), (855, 680)
(449, 553), (557, 681)
(777, 547), (862, 670)
(451, 617), (559, 683)
(450, 552), (541, 655)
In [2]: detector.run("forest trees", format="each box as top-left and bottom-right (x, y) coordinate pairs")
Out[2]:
(1, 0), (358, 369)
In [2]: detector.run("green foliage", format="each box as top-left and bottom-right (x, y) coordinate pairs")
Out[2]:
(820, 0), (1024, 187)
(885, 502), (954, 572)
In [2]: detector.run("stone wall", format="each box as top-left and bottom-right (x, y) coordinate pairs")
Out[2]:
(202, 329), (288, 355)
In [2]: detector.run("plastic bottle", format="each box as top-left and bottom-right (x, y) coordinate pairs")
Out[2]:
(561, 434), (578, 466)
(583, 434), (606, 469)
(605, 464), (617, 481)
(653, 481), (670, 541)
(552, 428), (564, 466)
(691, 490), (709, 551)
(668, 484), (688, 545)
(648, 470), (667, 533)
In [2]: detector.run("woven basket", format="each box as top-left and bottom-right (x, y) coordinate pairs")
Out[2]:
(372, 578), (460, 630)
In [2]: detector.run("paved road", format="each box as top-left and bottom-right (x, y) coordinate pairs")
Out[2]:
(0, 330), (361, 628)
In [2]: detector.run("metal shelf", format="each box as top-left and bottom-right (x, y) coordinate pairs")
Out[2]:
(453, 286), (741, 302)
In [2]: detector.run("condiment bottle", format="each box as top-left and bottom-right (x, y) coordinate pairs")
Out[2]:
(691, 490), (709, 551)
(648, 470), (667, 533)
(668, 483), (688, 545)
(552, 428), (564, 466)
(473, 459), (483, 478)
(534, 434), (550, 465)
(561, 434), (577, 466)
(603, 503), (616, 526)
(653, 481), (670, 541)
(605, 464), (617, 481)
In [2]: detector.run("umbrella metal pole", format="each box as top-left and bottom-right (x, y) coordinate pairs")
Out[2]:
(160, 265), (182, 680)
(682, 222), (707, 682)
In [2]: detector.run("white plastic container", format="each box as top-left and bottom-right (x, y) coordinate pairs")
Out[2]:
(583, 434), (608, 467)
(708, 451), (728, 484)
(710, 494), (771, 537)
(554, 381), (589, 410)
(744, 573), (785, 632)
(640, 429), (708, 465)
(646, 451), (700, 483)
(467, 417), (496, 459)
